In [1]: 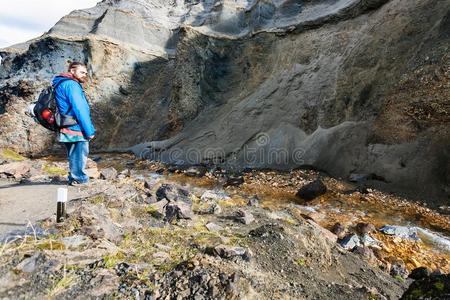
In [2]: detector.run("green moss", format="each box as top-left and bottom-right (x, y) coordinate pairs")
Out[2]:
(295, 258), (306, 266)
(36, 240), (65, 251)
(410, 289), (423, 298)
(43, 164), (67, 176)
(394, 275), (405, 283)
(144, 205), (161, 218)
(48, 273), (78, 297)
(103, 252), (126, 269)
(283, 217), (298, 225)
(0, 149), (26, 161)
(89, 194), (106, 205)
(434, 281), (444, 291)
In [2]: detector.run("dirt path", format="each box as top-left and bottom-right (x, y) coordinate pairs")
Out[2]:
(0, 180), (83, 237)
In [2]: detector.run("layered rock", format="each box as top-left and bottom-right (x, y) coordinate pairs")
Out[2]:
(0, 0), (449, 205)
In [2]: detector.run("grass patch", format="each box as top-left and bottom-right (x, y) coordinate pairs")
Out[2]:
(1, 148), (26, 161)
(88, 194), (106, 205)
(48, 271), (78, 297)
(43, 164), (67, 176)
(434, 281), (444, 291)
(144, 205), (163, 218)
(103, 252), (126, 269)
(118, 224), (246, 273)
(394, 275), (405, 283)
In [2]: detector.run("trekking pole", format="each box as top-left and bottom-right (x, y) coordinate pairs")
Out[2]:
(57, 187), (68, 223)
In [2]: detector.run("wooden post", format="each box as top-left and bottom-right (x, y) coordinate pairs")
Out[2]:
(56, 187), (68, 223)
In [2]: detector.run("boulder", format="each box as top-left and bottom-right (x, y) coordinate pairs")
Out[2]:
(296, 180), (327, 201)
(235, 209), (255, 225)
(99, 167), (118, 180)
(156, 184), (191, 203)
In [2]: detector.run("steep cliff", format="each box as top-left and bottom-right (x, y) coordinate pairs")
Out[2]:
(0, 0), (449, 206)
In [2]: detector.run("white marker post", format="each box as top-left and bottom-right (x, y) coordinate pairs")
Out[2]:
(56, 187), (68, 223)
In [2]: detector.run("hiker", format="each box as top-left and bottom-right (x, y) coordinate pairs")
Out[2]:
(52, 62), (96, 185)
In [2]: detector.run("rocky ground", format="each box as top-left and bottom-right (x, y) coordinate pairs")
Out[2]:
(0, 149), (449, 299)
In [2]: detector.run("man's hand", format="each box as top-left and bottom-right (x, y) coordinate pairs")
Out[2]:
(88, 135), (95, 140)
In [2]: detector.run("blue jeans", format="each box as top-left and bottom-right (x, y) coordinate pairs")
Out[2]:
(63, 141), (89, 184)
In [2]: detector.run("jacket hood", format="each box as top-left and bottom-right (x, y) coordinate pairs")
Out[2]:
(52, 73), (79, 86)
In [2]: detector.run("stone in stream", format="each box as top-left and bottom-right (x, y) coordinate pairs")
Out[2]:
(117, 168), (130, 179)
(295, 179), (327, 201)
(360, 234), (382, 248)
(201, 190), (230, 202)
(355, 223), (376, 235)
(156, 184), (191, 203)
(207, 203), (222, 215)
(224, 174), (245, 187)
(235, 209), (255, 225)
(339, 234), (361, 250)
(184, 165), (207, 177)
(379, 225), (420, 241)
(247, 195), (260, 207)
(389, 258), (408, 278)
(330, 222), (346, 239)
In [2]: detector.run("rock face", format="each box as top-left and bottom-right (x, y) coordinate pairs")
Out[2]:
(1, 0), (449, 206)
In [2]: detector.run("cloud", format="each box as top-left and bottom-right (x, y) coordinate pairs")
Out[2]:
(0, 0), (99, 48)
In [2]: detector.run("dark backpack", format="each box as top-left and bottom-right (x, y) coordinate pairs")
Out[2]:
(32, 78), (78, 132)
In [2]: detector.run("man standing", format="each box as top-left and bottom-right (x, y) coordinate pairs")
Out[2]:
(52, 62), (96, 185)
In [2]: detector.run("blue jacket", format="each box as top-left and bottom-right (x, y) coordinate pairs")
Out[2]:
(52, 76), (96, 138)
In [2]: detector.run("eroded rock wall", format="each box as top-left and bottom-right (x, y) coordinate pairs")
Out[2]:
(0, 0), (449, 205)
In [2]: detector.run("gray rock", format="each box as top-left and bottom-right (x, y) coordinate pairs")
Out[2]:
(200, 190), (230, 202)
(61, 235), (88, 249)
(207, 244), (251, 261)
(15, 253), (40, 273)
(118, 168), (130, 179)
(360, 234), (382, 248)
(339, 234), (361, 250)
(356, 223), (377, 235)
(207, 203), (222, 215)
(224, 175), (245, 187)
(235, 209), (255, 225)
(155, 243), (172, 251)
(99, 167), (118, 180)
(184, 165), (207, 177)
(247, 195), (260, 207)
(389, 258), (408, 278)
(148, 199), (169, 219)
(165, 201), (194, 222)
(205, 222), (223, 232)
(71, 204), (123, 243)
(89, 268), (120, 297)
(156, 184), (191, 203)
(379, 225), (420, 241)
(331, 222), (346, 239)
(0, 161), (31, 179)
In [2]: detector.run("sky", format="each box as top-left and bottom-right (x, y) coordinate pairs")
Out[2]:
(0, 0), (100, 48)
